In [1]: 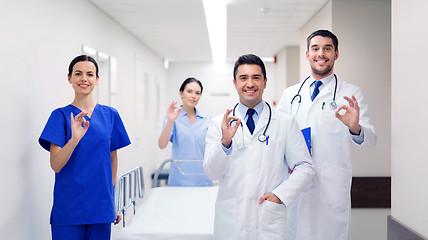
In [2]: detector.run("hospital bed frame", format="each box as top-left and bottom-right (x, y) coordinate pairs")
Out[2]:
(152, 159), (173, 187)
(152, 159), (206, 187)
(116, 186), (219, 239)
(115, 166), (145, 227)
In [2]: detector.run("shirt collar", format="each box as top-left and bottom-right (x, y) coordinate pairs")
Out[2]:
(180, 106), (206, 119)
(237, 100), (264, 117)
(310, 73), (334, 87)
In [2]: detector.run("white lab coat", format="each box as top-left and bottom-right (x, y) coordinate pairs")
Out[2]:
(277, 76), (376, 240)
(204, 101), (315, 240)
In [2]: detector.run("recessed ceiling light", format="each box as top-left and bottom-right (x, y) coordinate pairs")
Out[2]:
(203, 0), (227, 62)
(258, 7), (269, 14)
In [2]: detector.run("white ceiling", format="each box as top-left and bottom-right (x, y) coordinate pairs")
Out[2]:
(89, 0), (329, 62)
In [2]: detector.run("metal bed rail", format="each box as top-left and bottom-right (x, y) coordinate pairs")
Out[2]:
(115, 166), (144, 227)
(153, 159), (173, 188)
(152, 159), (205, 187)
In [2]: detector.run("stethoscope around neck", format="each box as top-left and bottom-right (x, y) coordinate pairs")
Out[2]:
(229, 101), (272, 143)
(290, 74), (338, 114)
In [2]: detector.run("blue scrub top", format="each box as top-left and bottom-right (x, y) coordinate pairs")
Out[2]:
(39, 104), (131, 225)
(162, 107), (212, 186)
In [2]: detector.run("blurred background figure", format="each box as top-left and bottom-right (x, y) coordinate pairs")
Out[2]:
(158, 77), (213, 186)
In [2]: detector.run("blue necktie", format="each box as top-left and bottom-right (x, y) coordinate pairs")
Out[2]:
(246, 108), (256, 134)
(311, 81), (323, 101)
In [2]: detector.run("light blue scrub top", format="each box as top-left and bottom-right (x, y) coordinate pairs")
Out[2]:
(39, 104), (131, 225)
(162, 107), (212, 186)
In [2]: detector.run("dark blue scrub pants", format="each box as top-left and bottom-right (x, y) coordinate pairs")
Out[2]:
(51, 223), (111, 240)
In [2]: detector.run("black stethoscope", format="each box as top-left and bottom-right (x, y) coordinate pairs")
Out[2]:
(290, 74), (338, 114)
(230, 101), (271, 142)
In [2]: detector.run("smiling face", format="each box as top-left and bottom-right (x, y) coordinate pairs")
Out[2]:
(306, 35), (339, 80)
(68, 61), (99, 96)
(234, 64), (266, 108)
(180, 81), (202, 108)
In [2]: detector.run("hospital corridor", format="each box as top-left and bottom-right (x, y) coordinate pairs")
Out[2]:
(1, 0), (427, 239)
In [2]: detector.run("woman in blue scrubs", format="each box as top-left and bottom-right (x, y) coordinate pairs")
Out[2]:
(39, 55), (131, 240)
(158, 78), (212, 186)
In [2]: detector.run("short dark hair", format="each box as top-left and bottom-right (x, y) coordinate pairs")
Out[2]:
(233, 54), (267, 80)
(68, 55), (99, 77)
(307, 30), (339, 51)
(179, 77), (203, 94)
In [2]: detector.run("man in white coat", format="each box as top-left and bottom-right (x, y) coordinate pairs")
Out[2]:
(204, 54), (315, 239)
(277, 30), (377, 240)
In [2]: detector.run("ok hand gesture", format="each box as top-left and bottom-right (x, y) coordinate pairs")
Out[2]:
(220, 109), (241, 148)
(70, 112), (90, 142)
(335, 95), (361, 135)
(167, 101), (182, 121)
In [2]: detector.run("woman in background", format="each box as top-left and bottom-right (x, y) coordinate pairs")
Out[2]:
(39, 55), (131, 240)
(158, 77), (212, 186)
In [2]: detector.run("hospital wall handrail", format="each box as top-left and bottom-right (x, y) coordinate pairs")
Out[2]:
(115, 165), (144, 227)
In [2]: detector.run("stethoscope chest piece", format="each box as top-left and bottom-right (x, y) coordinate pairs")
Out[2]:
(329, 101), (337, 110)
(258, 134), (267, 142)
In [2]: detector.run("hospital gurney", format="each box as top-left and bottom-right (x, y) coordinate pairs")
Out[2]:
(116, 186), (219, 240)
(152, 159), (207, 187)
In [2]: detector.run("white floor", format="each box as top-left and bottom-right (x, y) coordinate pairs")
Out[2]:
(351, 208), (391, 240)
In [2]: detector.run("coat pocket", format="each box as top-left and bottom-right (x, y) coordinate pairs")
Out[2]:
(317, 107), (342, 134)
(262, 138), (285, 168)
(258, 200), (287, 239)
